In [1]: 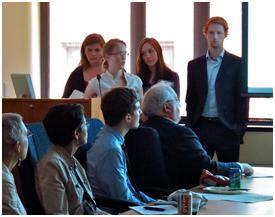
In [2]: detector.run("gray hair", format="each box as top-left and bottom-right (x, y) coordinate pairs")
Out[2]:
(142, 83), (178, 117)
(2, 113), (24, 159)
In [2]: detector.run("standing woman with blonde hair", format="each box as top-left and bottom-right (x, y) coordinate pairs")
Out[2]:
(84, 38), (143, 100)
(62, 33), (105, 98)
(2, 113), (29, 214)
(136, 37), (180, 97)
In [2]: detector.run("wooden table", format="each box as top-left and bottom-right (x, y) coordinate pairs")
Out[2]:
(196, 166), (273, 215)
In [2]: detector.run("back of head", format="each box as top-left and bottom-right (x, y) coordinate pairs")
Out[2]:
(2, 113), (23, 160)
(101, 87), (139, 126)
(80, 33), (105, 70)
(203, 16), (229, 37)
(142, 83), (177, 117)
(43, 104), (84, 146)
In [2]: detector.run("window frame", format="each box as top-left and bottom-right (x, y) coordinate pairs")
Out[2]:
(40, 2), (273, 128)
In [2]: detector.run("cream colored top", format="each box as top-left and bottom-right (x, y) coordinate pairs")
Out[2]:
(35, 146), (95, 214)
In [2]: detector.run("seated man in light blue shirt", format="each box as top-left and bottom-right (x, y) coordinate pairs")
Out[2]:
(87, 87), (155, 205)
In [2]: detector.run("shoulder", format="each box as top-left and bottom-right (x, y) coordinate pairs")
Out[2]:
(170, 123), (198, 138)
(164, 68), (178, 76)
(126, 72), (143, 86)
(126, 72), (141, 80)
(167, 69), (179, 80)
(2, 170), (15, 189)
(224, 51), (241, 62)
(189, 55), (205, 63)
(69, 66), (84, 78)
(92, 130), (122, 152)
(37, 148), (64, 171)
(92, 135), (123, 164)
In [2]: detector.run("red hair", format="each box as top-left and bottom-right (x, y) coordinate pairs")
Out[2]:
(203, 16), (229, 37)
(136, 37), (170, 82)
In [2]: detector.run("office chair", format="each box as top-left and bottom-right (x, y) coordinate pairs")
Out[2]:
(125, 126), (173, 198)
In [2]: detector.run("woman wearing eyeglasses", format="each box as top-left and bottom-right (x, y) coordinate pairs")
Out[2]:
(2, 113), (29, 214)
(84, 38), (143, 100)
(136, 37), (180, 97)
(35, 104), (107, 214)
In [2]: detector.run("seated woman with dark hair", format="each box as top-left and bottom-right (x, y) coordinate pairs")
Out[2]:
(35, 103), (107, 214)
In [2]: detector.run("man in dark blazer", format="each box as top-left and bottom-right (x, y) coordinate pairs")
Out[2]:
(185, 16), (248, 162)
(142, 84), (253, 189)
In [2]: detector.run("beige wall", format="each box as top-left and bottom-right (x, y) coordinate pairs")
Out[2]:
(240, 131), (273, 165)
(2, 2), (32, 97)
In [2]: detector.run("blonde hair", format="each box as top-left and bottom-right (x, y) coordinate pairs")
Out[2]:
(103, 38), (126, 69)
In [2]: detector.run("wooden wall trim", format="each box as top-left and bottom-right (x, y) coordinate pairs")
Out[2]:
(40, 2), (50, 98)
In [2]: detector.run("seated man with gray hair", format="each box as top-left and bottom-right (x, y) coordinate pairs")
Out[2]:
(141, 83), (254, 189)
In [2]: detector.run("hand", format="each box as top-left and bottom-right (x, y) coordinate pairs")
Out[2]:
(241, 163), (254, 176)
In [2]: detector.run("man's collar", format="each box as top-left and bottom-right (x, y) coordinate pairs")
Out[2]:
(206, 49), (225, 60)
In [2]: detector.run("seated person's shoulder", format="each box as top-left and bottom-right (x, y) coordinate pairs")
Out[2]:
(37, 148), (66, 171)
(176, 124), (198, 138)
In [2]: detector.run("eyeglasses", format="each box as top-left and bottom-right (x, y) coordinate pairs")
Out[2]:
(108, 51), (129, 57)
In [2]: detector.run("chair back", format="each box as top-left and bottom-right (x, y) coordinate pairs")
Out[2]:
(124, 127), (170, 191)
(26, 122), (52, 160)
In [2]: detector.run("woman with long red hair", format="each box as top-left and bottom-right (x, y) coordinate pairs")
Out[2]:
(136, 37), (180, 97)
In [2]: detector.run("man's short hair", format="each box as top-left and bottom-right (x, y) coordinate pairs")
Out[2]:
(203, 16), (229, 37)
(101, 87), (139, 126)
(142, 84), (177, 117)
(43, 103), (84, 146)
(2, 113), (24, 159)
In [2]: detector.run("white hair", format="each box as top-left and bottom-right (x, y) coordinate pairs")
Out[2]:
(2, 113), (24, 159)
(142, 83), (178, 117)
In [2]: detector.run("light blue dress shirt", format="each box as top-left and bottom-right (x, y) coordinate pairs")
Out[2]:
(202, 50), (225, 117)
(86, 125), (155, 205)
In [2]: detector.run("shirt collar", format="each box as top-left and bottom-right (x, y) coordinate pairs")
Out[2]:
(206, 49), (225, 60)
(105, 69), (124, 81)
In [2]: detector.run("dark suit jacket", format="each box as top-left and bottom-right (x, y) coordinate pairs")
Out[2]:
(143, 116), (240, 189)
(185, 51), (248, 137)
